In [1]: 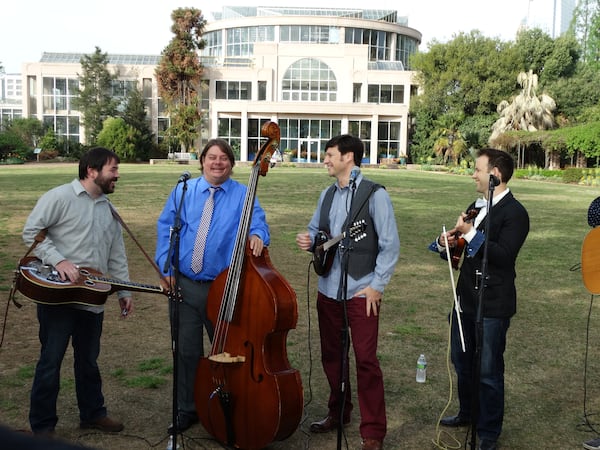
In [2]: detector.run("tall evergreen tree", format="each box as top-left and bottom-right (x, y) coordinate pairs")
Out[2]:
(121, 87), (154, 160)
(155, 8), (206, 153)
(72, 47), (119, 144)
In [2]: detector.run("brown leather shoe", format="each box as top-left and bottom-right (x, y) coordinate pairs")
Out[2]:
(309, 415), (350, 433)
(361, 438), (383, 450)
(80, 416), (124, 432)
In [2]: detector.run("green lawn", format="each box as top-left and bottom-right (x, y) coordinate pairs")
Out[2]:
(0, 162), (598, 449)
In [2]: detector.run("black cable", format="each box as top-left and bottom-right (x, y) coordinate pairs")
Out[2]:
(578, 293), (600, 436)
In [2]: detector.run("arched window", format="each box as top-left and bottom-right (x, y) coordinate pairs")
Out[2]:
(281, 58), (337, 102)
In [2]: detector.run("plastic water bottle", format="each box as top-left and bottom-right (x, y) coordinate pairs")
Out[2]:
(416, 354), (427, 383)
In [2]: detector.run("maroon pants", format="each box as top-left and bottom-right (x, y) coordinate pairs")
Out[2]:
(317, 292), (386, 441)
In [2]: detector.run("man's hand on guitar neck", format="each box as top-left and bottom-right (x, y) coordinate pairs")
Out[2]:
(55, 260), (82, 283)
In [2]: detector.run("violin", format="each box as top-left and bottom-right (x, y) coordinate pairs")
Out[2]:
(450, 208), (479, 270)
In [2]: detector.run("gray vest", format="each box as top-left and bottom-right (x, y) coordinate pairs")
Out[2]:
(319, 179), (382, 279)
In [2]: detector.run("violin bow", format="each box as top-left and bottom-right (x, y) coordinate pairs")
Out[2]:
(443, 225), (466, 352)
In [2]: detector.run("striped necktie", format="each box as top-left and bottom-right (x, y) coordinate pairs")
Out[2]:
(191, 186), (218, 273)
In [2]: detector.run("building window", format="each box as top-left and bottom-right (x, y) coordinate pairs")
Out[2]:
(345, 28), (391, 61)
(226, 26), (275, 57)
(378, 121), (401, 159)
(247, 117), (272, 160)
(217, 117), (242, 159)
(216, 81), (252, 100)
(279, 118), (341, 160)
(111, 80), (137, 98)
(353, 83), (362, 103)
(281, 58), (337, 102)
(41, 76), (80, 142)
(280, 25), (340, 43)
(367, 84), (404, 104)
(396, 34), (418, 70)
(258, 81), (267, 101)
(348, 120), (371, 155)
(203, 30), (223, 59)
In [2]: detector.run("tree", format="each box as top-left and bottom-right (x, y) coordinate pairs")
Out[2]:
(72, 47), (119, 145)
(410, 31), (519, 162)
(570, 0), (600, 64)
(5, 118), (45, 148)
(96, 117), (138, 161)
(514, 28), (555, 77)
(39, 129), (59, 152)
(490, 71), (556, 139)
(155, 8), (206, 152)
(121, 87), (154, 160)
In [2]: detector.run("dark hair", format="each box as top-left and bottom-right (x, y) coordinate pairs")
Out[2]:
(325, 134), (364, 166)
(78, 147), (120, 179)
(478, 148), (514, 183)
(199, 139), (236, 170)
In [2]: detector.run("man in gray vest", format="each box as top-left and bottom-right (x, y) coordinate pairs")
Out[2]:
(296, 134), (400, 450)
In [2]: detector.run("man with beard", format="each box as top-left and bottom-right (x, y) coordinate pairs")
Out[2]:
(23, 147), (133, 437)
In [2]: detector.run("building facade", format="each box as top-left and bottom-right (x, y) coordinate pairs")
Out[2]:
(199, 6), (421, 163)
(13, 7), (422, 164)
(0, 73), (23, 128)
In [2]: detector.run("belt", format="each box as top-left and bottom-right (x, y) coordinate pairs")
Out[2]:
(182, 274), (213, 285)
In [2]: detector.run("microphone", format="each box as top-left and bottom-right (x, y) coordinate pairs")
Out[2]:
(490, 174), (500, 187)
(177, 171), (191, 183)
(349, 166), (361, 185)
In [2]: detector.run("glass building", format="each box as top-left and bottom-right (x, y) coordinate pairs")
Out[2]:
(200, 6), (421, 163)
(17, 6), (422, 163)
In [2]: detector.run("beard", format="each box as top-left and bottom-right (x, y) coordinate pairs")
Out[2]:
(95, 173), (116, 194)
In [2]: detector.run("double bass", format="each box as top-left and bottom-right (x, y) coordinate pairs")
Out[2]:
(194, 122), (303, 449)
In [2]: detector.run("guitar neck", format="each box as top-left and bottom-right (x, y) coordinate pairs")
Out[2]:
(87, 275), (164, 295)
(322, 232), (345, 251)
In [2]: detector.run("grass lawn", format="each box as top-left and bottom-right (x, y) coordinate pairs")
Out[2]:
(0, 161), (598, 449)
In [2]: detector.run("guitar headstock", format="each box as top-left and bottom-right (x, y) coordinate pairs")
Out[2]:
(349, 219), (367, 242)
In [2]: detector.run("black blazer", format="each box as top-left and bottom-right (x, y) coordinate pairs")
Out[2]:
(457, 191), (529, 318)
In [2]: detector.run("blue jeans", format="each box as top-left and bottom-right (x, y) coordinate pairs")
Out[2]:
(450, 311), (510, 442)
(29, 305), (106, 433)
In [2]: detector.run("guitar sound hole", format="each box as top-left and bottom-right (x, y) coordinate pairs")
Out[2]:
(80, 269), (90, 276)
(84, 280), (95, 287)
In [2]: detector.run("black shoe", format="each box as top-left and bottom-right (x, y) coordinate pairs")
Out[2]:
(309, 415), (350, 433)
(478, 439), (497, 450)
(168, 414), (198, 435)
(440, 414), (470, 427)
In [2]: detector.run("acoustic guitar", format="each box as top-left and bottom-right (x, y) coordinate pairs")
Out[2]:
(15, 257), (165, 306)
(582, 226), (600, 295)
(312, 220), (367, 276)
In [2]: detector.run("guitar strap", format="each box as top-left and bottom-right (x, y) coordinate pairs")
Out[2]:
(108, 203), (168, 283)
(9, 228), (48, 308)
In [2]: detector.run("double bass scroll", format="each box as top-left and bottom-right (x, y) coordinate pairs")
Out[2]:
(194, 121), (303, 450)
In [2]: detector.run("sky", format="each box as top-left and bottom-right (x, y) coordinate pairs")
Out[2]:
(1, 0), (553, 74)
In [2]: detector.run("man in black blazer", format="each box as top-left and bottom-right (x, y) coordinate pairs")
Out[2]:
(429, 148), (530, 450)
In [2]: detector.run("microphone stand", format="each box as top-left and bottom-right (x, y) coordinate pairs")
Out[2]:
(163, 179), (189, 450)
(469, 174), (497, 450)
(336, 177), (357, 450)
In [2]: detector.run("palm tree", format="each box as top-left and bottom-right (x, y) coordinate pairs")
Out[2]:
(489, 70), (558, 167)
